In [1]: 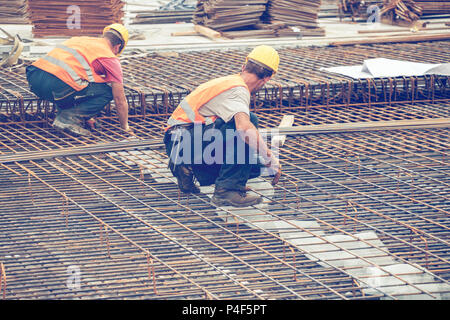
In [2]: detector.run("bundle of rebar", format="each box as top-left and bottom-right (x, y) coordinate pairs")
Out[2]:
(0, 100), (449, 299)
(320, 0), (341, 18)
(261, 0), (325, 35)
(380, 0), (423, 22)
(0, 38), (449, 299)
(0, 0), (29, 24)
(193, 0), (269, 31)
(414, 0), (450, 15)
(221, 21), (303, 38)
(339, 0), (450, 21)
(339, 0), (382, 20)
(27, 0), (125, 38)
(131, 10), (194, 24)
(0, 41), (449, 122)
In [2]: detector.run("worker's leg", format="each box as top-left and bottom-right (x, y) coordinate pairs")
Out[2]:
(26, 65), (87, 135)
(191, 122), (223, 186)
(214, 112), (262, 191)
(55, 83), (113, 135)
(211, 112), (263, 207)
(67, 83), (113, 119)
(26, 66), (112, 136)
(164, 126), (200, 193)
(26, 65), (76, 105)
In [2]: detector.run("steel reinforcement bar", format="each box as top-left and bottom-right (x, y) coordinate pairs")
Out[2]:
(0, 41), (449, 122)
(0, 103), (448, 299)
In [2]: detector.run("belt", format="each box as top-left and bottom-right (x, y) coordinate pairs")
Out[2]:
(166, 124), (193, 136)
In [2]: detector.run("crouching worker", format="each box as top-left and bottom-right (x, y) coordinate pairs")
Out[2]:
(164, 45), (282, 208)
(26, 23), (132, 136)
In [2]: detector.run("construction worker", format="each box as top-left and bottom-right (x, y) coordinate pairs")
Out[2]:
(164, 45), (281, 207)
(25, 24), (132, 136)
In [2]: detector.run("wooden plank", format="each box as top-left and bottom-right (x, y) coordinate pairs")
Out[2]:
(381, 17), (426, 28)
(171, 30), (199, 36)
(194, 24), (222, 40)
(271, 115), (295, 148)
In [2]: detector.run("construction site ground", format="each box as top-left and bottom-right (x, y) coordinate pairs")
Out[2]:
(0, 5), (449, 301)
(1, 15), (450, 55)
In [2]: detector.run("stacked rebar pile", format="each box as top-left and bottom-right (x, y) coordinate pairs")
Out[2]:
(415, 0), (450, 15)
(380, 0), (423, 22)
(27, 0), (125, 38)
(220, 21), (303, 38)
(0, 0), (29, 24)
(193, 0), (269, 31)
(339, 0), (450, 21)
(132, 10), (194, 24)
(261, 0), (325, 35)
(339, 0), (382, 20)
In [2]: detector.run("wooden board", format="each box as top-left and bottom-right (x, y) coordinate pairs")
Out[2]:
(271, 115), (295, 148)
(27, 0), (124, 38)
(193, 0), (268, 31)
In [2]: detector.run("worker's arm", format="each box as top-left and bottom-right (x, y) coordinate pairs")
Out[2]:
(234, 112), (279, 169)
(111, 82), (131, 132)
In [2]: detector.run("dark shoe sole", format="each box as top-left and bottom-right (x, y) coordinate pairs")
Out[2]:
(53, 118), (91, 137)
(178, 184), (200, 194)
(211, 195), (262, 208)
(175, 165), (200, 194)
(176, 176), (200, 194)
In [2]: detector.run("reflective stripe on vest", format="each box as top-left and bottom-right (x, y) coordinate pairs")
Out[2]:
(165, 74), (249, 131)
(167, 117), (187, 127)
(179, 99), (196, 122)
(167, 114), (216, 128)
(40, 55), (87, 87)
(56, 44), (95, 82)
(32, 37), (116, 91)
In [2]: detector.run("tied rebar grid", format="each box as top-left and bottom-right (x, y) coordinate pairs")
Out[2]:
(0, 100), (448, 152)
(0, 101), (448, 299)
(0, 41), (449, 122)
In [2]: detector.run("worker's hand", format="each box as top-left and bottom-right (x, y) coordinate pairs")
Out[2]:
(264, 154), (282, 183)
(264, 153), (279, 168)
(122, 125), (135, 136)
(271, 164), (282, 186)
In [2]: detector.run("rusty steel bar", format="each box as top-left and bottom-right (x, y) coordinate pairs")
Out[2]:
(1, 41), (449, 122)
(0, 47), (449, 299)
(0, 120), (446, 298)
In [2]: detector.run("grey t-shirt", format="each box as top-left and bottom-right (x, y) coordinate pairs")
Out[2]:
(198, 86), (250, 123)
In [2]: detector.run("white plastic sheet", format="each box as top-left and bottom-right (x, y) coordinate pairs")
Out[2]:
(321, 58), (450, 79)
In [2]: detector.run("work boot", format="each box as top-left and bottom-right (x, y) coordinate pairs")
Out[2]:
(53, 111), (91, 137)
(174, 165), (200, 194)
(85, 118), (100, 131)
(53, 117), (92, 137)
(211, 187), (262, 207)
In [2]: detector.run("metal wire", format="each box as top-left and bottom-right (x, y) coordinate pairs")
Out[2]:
(0, 41), (449, 122)
(0, 101), (448, 299)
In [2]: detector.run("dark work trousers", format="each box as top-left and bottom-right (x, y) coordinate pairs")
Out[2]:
(26, 65), (113, 120)
(164, 112), (262, 191)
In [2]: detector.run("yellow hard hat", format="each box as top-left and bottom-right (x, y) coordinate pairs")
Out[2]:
(103, 23), (129, 56)
(246, 45), (280, 74)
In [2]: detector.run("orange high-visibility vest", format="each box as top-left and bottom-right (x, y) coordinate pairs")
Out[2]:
(165, 74), (249, 131)
(32, 37), (117, 91)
